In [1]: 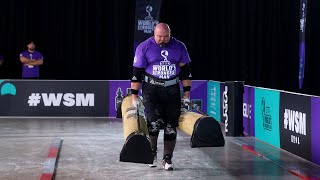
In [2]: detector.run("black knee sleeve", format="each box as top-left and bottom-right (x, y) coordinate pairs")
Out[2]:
(149, 130), (160, 136)
(148, 120), (161, 136)
(164, 126), (177, 141)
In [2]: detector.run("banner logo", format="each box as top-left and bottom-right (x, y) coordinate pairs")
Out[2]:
(0, 80), (16, 96)
(137, 5), (159, 34)
(145, 6), (153, 20)
(27, 93), (95, 107)
(209, 86), (217, 115)
(283, 108), (306, 145)
(262, 98), (272, 131)
(223, 86), (229, 132)
(243, 103), (252, 119)
(115, 87), (123, 110)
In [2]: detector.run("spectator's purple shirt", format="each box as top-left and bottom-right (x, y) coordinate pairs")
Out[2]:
(0, 54), (3, 61)
(20, 50), (43, 78)
(133, 37), (191, 80)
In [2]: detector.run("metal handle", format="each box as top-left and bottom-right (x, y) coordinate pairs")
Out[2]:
(136, 101), (141, 132)
(184, 101), (207, 116)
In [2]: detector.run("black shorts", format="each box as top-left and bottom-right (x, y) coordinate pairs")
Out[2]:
(142, 82), (181, 128)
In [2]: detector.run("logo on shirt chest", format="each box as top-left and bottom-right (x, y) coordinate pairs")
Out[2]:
(152, 50), (176, 79)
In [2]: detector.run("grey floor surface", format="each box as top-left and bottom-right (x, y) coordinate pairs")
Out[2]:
(0, 118), (319, 180)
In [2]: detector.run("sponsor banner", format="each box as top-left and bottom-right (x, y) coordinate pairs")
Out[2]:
(298, 0), (308, 89)
(243, 86), (255, 136)
(254, 88), (280, 148)
(188, 80), (207, 114)
(280, 92), (311, 160)
(311, 97), (320, 165)
(219, 82), (225, 123)
(222, 81), (244, 136)
(108, 80), (208, 117)
(108, 80), (132, 117)
(134, 0), (162, 51)
(0, 80), (109, 116)
(207, 81), (221, 122)
(221, 84), (229, 133)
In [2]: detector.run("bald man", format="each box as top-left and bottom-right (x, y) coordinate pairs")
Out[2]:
(130, 23), (192, 170)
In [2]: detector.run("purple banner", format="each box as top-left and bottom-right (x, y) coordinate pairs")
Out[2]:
(299, 0), (307, 89)
(108, 81), (132, 117)
(311, 97), (320, 165)
(186, 80), (207, 113)
(243, 86), (255, 136)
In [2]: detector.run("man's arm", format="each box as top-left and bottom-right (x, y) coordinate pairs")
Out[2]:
(131, 82), (141, 104)
(179, 63), (192, 99)
(25, 59), (43, 66)
(181, 79), (191, 98)
(20, 56), (36, 64)
(130, 67), (145, 107)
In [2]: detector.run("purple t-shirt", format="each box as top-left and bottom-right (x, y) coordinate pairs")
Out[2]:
(20, 50), (43, 78)
(133, 37), (191, 80)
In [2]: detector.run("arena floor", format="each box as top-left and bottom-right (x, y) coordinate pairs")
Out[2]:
(0, 117), (319, 180)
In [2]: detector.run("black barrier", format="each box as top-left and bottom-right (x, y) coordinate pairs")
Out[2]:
(223, 81), (244, 136)
(120, 132), (153, 164)
(190, 116), (225, 147)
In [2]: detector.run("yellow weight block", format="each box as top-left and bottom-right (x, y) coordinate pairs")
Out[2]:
(121, 95), (148, 140)
(178, 111), (203, 136)
(119, 95), (152, 164)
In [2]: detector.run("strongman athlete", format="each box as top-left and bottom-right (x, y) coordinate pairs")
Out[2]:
(130, 23), (192, 171)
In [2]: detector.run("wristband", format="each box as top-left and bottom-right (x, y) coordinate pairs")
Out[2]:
(183, 86), (191, 92)
(129, 89), (139, 95)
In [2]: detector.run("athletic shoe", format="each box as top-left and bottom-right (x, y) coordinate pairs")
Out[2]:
(162, 155), (174, 171)
(149, 152), (157, 167)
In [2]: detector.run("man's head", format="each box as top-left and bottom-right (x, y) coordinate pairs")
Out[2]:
(27, 41), (36, 52)
(154, 23), (171, 47)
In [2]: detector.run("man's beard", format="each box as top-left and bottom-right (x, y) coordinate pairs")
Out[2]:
(28, 48), (35, 51)
(159, 42), (166, 47)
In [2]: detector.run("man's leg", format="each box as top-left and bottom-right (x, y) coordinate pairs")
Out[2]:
(142, 83), (162, 167)
(162, 123), (177, 171)
(147, 119), (162, 167)
(163, 124), (177, 158)
(149, 134), (158, 154)
(149, 134), (158, 167)
(162, 84), (181, 170)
